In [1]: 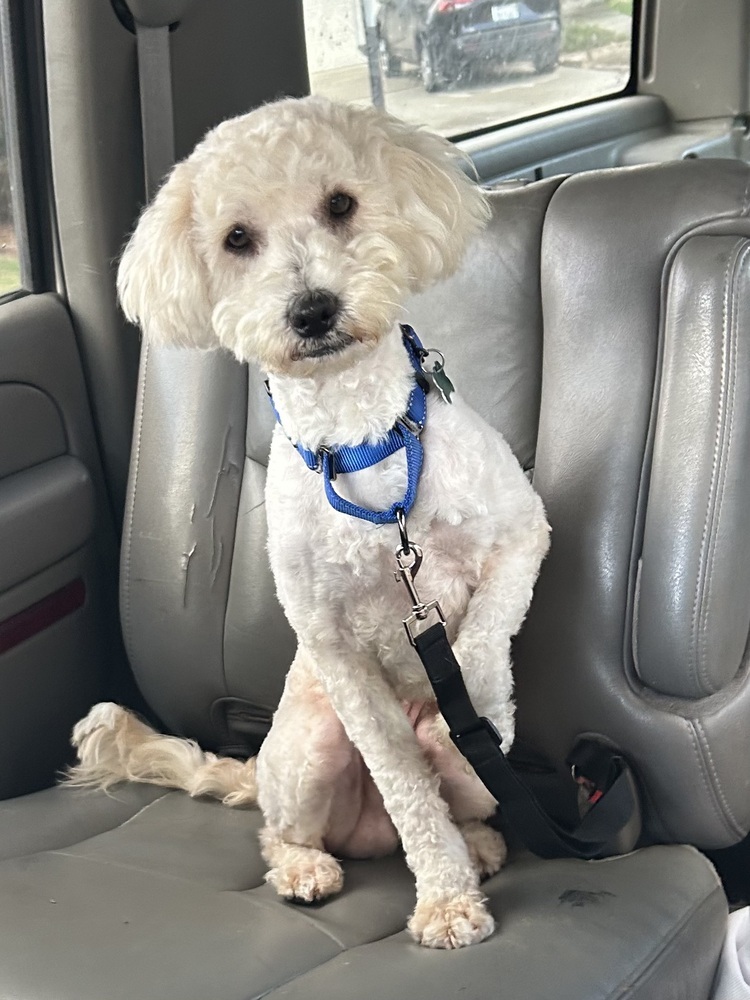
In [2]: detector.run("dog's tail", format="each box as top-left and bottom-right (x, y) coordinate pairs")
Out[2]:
(64, 702), (257, 807)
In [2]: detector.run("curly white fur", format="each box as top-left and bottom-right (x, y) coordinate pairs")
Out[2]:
(69, 96), (549, 950)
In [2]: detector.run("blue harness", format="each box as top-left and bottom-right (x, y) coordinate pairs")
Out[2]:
(267, 325), (428, 524)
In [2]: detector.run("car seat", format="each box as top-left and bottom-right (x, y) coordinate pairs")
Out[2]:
(1, 158), (747, 999)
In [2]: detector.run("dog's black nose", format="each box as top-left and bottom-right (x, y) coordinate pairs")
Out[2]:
(289, 290), (340, 338)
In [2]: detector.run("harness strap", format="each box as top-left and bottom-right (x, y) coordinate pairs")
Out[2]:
(320, 426), (423, 525)
(268, 325), (429, 523)
(413, 622), (640, 860)
(285, 353), (427, 475)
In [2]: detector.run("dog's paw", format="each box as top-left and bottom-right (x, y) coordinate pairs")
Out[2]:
(265, 847), (344, 904)
(408, 892), (495, 949)
(461, 821), (508, 880)
(71, 702), (131, 749)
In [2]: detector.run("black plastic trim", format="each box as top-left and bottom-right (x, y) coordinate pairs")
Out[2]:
(109, 0), (137, 33)
(109, 0), (180, 35)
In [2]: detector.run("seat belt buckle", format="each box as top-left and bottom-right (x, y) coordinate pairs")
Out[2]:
(571, 765), (605, 805)
(451, 716), (503, 751)
(569, 744), (624, 806)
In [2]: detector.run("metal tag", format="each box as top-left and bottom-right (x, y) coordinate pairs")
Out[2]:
(430, 361), (455, 404)
(419, 348), (455, 405)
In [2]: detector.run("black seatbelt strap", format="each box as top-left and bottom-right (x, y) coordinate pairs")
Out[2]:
(413, 621), (639, 860)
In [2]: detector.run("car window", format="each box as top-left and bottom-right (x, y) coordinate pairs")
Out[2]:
(303, 0), (635, 137)
(0, 13), (23, 295)
(0, 63), (19, 293)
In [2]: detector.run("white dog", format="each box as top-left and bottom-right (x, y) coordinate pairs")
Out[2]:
(69, 96), (550, 950)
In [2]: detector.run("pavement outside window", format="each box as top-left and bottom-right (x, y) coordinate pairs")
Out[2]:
(304, 0), (633, 136)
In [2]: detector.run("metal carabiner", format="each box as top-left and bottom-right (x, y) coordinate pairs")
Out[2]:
(394, 545), (425, 608)
(392, 508), (445, 645)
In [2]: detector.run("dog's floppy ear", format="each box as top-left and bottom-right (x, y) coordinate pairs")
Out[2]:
(117, 160), (214, 348)
(375, 113), (491, 289)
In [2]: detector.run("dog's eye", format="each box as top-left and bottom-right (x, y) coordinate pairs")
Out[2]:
(224, 226), (254, 253)
(328, 192), (356, 220)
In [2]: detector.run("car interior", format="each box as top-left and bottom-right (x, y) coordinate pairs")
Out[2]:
(1, 0), (750, 997)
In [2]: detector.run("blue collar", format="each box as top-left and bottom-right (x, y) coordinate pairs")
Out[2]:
(267, 325), (428, 524)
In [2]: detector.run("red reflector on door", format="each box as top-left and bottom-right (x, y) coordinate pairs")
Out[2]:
(0, 579), (86, 655)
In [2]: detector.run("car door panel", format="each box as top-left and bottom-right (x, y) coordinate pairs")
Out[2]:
(0, 456), (94, 592)
(0, 292), (120, 799)
(0, 383), (67, 477)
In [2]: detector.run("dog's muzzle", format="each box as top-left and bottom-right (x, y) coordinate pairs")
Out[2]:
(288, 289), (341, 339)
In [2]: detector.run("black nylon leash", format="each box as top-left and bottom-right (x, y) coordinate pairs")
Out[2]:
(412, 620), (639, 860)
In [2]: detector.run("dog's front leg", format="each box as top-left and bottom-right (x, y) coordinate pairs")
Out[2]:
(308, 642), (494, 949)
(451, 523), (551, 744)
(412, 525), (549, 878)
(256, 649), (355, 904)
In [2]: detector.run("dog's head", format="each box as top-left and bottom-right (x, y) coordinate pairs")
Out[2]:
(118, 96), (489, 375)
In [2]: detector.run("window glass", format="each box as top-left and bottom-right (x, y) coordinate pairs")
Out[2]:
(0, 27), (21, 295)
(304, 0), (634, 137)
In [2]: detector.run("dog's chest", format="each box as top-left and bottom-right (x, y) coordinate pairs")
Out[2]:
(270, 447), (482, 595)
(265, 394), (528, 685)
(275, 494), (480, 692)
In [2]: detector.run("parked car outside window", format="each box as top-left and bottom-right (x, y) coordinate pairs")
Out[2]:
(303, 0), (634, 137)
(378, 0), (562, 93)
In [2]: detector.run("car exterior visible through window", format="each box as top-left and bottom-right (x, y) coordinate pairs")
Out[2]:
(378, 0), (562, 92)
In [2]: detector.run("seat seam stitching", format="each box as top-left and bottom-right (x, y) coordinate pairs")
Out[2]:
(3, 790), (171, 861)
(46, 843), (261, 891)
(102, 789), (171, 830)
(688, 244), (732, 690)
(121, 340), (150, 652)
(699, 241), (746, 690)
(686, 719), (739, 839)
(239, 892), (349, 951)
(694, 719), (743, 836)
(689, 239), (743, 693)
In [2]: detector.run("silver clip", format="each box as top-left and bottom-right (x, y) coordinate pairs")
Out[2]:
(394, 544), (424, 609)
(398, 414), (424, 438)
(393, 510), (445, 646)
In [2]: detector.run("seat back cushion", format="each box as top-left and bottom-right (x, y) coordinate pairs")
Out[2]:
(123, 158), (750, 849)
(515, 159), (750, 848)
(120, 178), (562, 752)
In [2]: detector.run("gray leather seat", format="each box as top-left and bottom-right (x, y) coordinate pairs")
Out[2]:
(1, 159), (747, 999)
